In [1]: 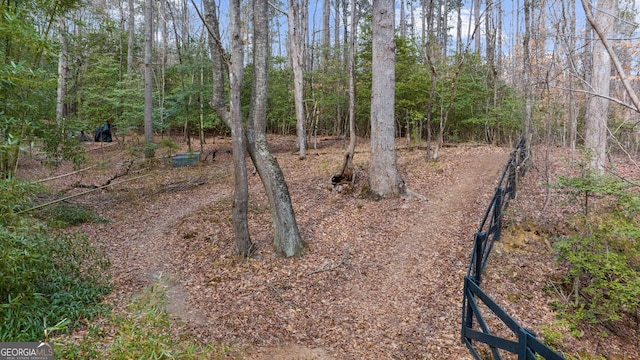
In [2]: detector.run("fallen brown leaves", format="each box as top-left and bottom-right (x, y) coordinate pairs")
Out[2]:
(17, 137), (639, 359)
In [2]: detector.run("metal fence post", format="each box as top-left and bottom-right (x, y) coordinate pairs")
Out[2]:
(474, 232), (485, 284)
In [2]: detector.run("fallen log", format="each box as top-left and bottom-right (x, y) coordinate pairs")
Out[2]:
(16, 173), (152, 214)
(36, 165), (97, 183)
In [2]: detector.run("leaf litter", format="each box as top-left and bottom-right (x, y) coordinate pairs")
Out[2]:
(17, 137), (639, 359)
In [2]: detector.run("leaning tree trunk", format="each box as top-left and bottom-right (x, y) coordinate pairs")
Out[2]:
(369, 0), (405, 198)
(248, 0), (305, 257)
(204, 0), (252, 256)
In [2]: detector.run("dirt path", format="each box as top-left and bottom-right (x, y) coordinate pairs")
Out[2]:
(78, 167), (231, 324)
(73, 142), (509, 359)
(324, 147), (507, 358)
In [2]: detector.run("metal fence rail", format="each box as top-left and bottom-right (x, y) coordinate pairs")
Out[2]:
(461, 138), (565, 360)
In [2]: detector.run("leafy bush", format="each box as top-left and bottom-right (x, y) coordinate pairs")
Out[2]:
(0, 179), (111, 341)
(553, 173), (640, 325)
(0, 178), (40, 224)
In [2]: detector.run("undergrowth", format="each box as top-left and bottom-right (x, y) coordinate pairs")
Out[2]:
(34, 203), (109, 228)
(0, 179), (111, 341)
(551, 168), (640, 328)
(56, 284), (239, 359)
(1, 178), (236, 358)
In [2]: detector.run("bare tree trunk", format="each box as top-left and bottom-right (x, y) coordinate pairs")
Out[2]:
(335, 0), (359, 181)
(425, 0), (436, 160)
(204, 0), (253, 256)
(441, 0), (447, 58)
(400, 0), (406, 39)
(474, 0), (481, 53)
(496, 1), (502, 71)
(523, 0), (532, 149)
(369, 0), (405, 198)
(496, 0), (502, 107)
(456, 0), (462, 55)
(334, 0), (341, 53)
(342, 0), (348, 69)
(347, 0), (357, 157)
(288, 0), (307, 159)
(485, 0), (496, 107)
(144, 0), (154, 157)
(322, 0), (330, 65)
(160, 0), (168, 137)
(248, 0), (305, 257)
(582, 0), (640, 111)
(56, 17), (68, 127)
(127, 0), (135, 73)
(582, 0), (616, 172)
(199, 55), (205, 151)
(569, 0), (577, 151)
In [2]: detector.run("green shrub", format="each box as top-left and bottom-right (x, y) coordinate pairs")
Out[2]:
(0, 178), (40, 225)
(553, 173), (640, 325)
(57, 284), (238, 359)
(0, 178), (111, 342)
(0, 228), (111, 341)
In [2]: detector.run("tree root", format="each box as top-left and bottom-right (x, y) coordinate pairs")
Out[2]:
(403, 187), (428, 202)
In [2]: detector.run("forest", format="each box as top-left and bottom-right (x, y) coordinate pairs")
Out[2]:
(1, 0), (639, 358)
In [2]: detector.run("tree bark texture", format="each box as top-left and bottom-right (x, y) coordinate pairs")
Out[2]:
(249, 0), (305, 257)
(583, 0), (616, 172)
(347, 0), (358, 159)
(143, 0), (154, 151)
(127, 0), (135, 73)
(287, 0), (307, 159)
(569, 0), (577, 151)
(204, 0), (253, 256)
(322, 0), (330, 65)
(523, 0), (532, 148)
(369, 0), (404, 198)
(56, 17), (68, 126)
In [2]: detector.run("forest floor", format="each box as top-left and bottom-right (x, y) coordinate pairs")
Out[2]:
(19, 135), (639, 359)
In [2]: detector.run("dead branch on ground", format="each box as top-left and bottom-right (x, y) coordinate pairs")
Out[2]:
(263, 281), (299, 309)
(162, 176), (208, 192)
(16, 173), (152, 214)
(69, 159), (136, 190)
(308, 245), (351, 276)
(37, 165), (97, 183)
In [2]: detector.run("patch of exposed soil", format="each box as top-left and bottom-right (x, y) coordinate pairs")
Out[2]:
(20, 137), (639, 359)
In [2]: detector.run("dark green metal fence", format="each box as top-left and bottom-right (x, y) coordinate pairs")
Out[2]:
(461, 137), (565, 360)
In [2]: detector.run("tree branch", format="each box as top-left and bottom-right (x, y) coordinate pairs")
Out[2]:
(268, 1), (287, 16)
(580, 0), (640, 113)
(189, 0), (228, 67)
(16, 173), (152, 214)
(554, 86), (639, 112)
(37, 165), (96, 183)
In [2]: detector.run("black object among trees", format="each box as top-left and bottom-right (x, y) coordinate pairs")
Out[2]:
(94, 122), (112, 142)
